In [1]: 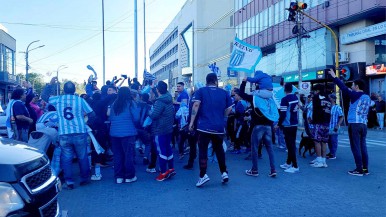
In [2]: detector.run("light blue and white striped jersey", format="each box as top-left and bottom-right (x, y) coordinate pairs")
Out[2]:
(329, 104), (343, 130)
(49, 95), (93, 135)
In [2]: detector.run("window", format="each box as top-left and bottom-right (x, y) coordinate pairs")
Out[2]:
(255, 13), (259, 33)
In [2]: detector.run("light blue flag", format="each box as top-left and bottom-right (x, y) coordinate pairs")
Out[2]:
(228, 37), (262, 74)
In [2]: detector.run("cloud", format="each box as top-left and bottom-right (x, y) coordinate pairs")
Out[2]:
(0, 23), (8, 33)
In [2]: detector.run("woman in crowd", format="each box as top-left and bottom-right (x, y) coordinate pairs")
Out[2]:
(107, 87), (139, 184)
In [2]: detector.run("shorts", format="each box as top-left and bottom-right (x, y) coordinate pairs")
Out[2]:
(313, 124), (329, 143)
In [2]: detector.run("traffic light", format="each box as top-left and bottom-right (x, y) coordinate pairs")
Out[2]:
(287, 2), (298, 22)
(298, 2), (308, 10)
(339, 66), (351, 81)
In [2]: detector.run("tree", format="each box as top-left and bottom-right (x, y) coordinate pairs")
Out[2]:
(17, 73), (45, 94)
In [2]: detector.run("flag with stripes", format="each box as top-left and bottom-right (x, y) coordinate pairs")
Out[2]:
(143, 70), (156, 81)
(228, 37), (262, 74)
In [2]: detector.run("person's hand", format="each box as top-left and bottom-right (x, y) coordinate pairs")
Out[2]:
(189, 123), (194, 132)
(328, 69), (336, 78)
(242, 77), (247, 82)
(50, 77), (58, 85)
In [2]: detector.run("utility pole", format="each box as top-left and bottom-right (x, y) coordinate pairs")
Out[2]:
(134, 0), (138, 78)
(296, 9), (302, 90)
(143, 0), (147, 71)
(102, 0), (106, 84)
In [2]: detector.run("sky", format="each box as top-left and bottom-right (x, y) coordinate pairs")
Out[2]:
(0, 0), (186, 84)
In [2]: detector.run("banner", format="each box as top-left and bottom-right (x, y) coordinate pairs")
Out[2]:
(228, 37), (262, 74)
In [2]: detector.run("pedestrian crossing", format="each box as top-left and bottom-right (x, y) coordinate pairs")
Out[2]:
(295, 138), (386, 148)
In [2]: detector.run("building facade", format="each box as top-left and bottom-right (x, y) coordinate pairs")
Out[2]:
(234, 0), (386, 98)
(149, 0), (235, 90)
(0, 30), (17, 106)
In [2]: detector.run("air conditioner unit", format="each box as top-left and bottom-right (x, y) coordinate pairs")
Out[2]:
(338, 52), (349, 63)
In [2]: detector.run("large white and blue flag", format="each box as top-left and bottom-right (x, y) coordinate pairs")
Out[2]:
(228, 37), (262, 74)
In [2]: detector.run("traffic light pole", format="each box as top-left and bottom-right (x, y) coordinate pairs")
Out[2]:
(298, 10), (340, 105)
(296, 11), (302, 92)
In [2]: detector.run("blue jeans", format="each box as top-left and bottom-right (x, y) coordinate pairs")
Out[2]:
(377, 113), (384, 129)
(276, 128), (286, 147)
(328, 134), (338, 156)
(348, 123), (369, 170)
(59, 133), (90, 185)
(251, 125), (275, 172)
(111, 136), (136, 179)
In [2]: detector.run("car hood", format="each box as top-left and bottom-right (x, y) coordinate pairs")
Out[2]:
(0, 137), (43, 165)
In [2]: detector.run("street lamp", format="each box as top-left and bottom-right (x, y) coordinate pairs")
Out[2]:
(56, 65), (68, 95)
(24, 40), (45, 82)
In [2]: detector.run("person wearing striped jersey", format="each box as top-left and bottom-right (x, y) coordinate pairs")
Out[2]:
(327, 94), (344, 160)
(42, 78), (96, 189)
(277, 83), (300, 173)
(328, 69), (371, 176)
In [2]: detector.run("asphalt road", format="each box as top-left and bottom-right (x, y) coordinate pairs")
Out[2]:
(58, 129), (386, 217)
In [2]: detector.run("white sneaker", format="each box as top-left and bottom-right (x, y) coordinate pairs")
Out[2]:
(309, 158), (318, 164)
(125, 176), (137, 183)
(323, 162), (328, 168)
(91, 174), (102, 181)
(116, 178), (124, 184)
(221, 172), (229, 183)
(196, 174), (210, 187)
(284, 167), (300, 173)
(280, 163), (292, 169)
(146, 168), (156, 173)
(311, 162), (324, 168)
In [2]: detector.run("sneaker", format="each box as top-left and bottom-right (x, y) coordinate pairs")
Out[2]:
(183, 164), (193, 170)
(80, 180), (90, 186)
(64, 183), (74, 190)
(116, 178), (124, 184)
(91, 174), (102, 181)
(168, 168), (176, 177)
(146, 168), (157, 173)
(280, 163), (291, 169)
(278, 145), (286, 149)
(348, 169), (363, 177)
(245, 169), (259, 177)
(328, 155), (337, 160)
(221, 172), (229, 183)
(323, 162), (328, 168)
(155, 172), (170, 181)
(363, 169), (370, 176)
(284, 167), (299, 173)
(309, 158), (318, 164)
(179, 154), (185, 160)
(125, 176), (137, 183)
(231, 149), (241, 154)
(196, 174), (210, 187)
(311, 162), (324, 168)
(268, 171), (277, 177)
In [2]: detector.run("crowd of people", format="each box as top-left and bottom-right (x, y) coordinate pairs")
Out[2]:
(3, 69), (383, 189)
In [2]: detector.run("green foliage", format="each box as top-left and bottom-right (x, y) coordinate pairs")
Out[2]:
(17, 73), (86, 95)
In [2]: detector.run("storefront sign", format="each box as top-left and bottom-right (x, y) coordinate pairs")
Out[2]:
(283, 71), (317, 83)
(366, 64), (386, 75)
(340, 21), (386, 45)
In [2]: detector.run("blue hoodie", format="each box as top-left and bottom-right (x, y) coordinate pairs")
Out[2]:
(246, 70), (273, 90)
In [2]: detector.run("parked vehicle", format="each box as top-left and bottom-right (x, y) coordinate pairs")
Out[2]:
(0, 137), (61, 217)
(0, 112), (7, 137)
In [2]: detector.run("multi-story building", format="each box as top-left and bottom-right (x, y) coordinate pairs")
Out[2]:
(149, 0), (235, 90)
(234, 0), (386, 98)
(0, 29), (18, 105)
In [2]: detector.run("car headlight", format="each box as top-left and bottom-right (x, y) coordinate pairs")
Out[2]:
(0, 182), (25, 217)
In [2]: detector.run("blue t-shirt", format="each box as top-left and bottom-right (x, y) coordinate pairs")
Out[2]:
(13, 101), (30, 130)
(175, 90), (189, 112)
(192, 86), (232, 134)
